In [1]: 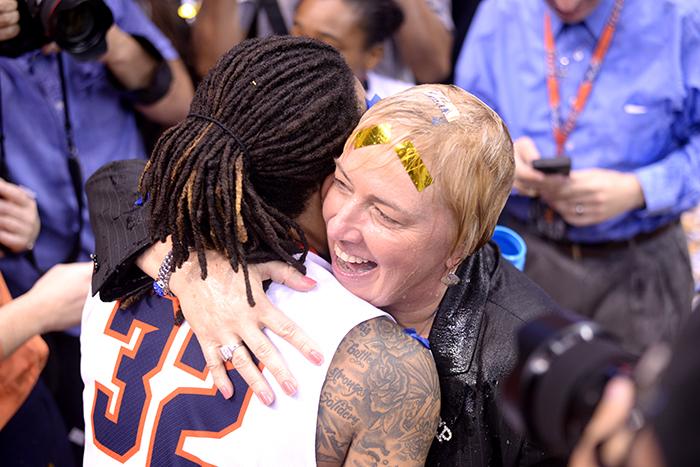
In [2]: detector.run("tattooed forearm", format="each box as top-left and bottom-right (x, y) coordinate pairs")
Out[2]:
(315, 317), (441, 467)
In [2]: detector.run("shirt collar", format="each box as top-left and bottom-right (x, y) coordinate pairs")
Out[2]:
(546, 0), (616, 39)
(304, 251), (332, 273)
(584, 0), (616, 39)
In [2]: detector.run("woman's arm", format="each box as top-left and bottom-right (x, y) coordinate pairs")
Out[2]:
(0, 263), (91, 360)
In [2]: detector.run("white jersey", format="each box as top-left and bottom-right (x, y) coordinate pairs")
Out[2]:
(366, 71), (413, 101)
(81, 253), (387, 466)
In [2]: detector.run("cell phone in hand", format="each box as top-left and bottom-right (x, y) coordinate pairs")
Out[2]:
(532, 157), (571, 176)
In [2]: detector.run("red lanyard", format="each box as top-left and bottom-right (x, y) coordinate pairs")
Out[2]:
(544, 0), (624, 156)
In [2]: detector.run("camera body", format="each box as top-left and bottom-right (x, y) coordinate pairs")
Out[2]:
(0, 0), (113, 60)
(501, 312), (636, 457)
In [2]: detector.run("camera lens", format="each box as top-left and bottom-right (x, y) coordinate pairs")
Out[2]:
(57, 5), (95, 43)
(44, 0), (114, 61)
(501, 312), (636, 456)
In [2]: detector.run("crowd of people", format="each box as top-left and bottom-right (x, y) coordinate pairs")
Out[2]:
(0, 0), (698, 466)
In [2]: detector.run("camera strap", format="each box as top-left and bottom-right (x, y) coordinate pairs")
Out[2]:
(56, 52), (85, 266)
(0, 75), (7, 182)
(544, 0), (624, 157)
(532, 0), (624, 241)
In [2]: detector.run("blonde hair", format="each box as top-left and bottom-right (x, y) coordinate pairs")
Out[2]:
(346, 84), (514, 258)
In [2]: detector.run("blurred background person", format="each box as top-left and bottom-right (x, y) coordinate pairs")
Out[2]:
(190, 0), (453, 83)
(291, 0), (411, 98)
(0, 0), (193, 460)
(0, 178), (38, 256)
(455, 0), (700, 354)
(0, 177), (91, 466)
(0, 262), (91, 467)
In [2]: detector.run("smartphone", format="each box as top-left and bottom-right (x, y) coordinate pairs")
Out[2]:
(532, 157), (571, 176)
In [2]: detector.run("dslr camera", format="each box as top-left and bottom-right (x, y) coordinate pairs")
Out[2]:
(501, 312), (637, 457)
(0, 0), (113, 60)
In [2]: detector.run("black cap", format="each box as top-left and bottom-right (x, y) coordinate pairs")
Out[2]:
(86, 159), (151, 301)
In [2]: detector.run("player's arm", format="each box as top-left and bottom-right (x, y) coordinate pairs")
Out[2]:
(315, 317), (440, 466)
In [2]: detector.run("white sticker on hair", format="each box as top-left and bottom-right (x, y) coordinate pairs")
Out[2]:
(424, 90), (460, 122)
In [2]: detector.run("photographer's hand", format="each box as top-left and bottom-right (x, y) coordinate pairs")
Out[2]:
(0, 178), (39, 254)
(569, 377), (643, 467)
(0, 0), (19, 41)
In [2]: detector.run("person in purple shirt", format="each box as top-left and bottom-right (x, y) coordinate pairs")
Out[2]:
(455, 0), (700, 354)
(0, 0), (193, 462)
(0, 0), (193, 297)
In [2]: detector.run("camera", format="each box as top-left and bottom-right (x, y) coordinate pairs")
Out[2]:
(0, 0), (114, 60)
(501, 312), (637, 457)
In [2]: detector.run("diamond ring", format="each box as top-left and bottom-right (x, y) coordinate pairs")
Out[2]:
(219, 342), (243, 361)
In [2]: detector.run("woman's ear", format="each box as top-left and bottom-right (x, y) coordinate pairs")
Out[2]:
(364, 44), (384, 72)
(445, 247), (466, 272)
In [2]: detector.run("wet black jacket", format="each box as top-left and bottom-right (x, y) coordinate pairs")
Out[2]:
(426, 244), (564, 466)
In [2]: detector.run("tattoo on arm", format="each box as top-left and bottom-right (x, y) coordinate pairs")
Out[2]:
(316, 317), (441, 466)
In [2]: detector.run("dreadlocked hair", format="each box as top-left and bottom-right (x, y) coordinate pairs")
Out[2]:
(139, 36), (362, 306)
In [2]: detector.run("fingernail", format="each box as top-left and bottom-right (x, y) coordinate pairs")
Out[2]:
(303, 277), (317, 287)
(309, 350), (324, 365)
(220, 385), (233, 399)
(260, 391), (274, 406)
(604, 378), (630, 400)
(282, 380), (297, 396)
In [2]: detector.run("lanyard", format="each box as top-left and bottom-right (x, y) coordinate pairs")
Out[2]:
(544, 0), (624, 156)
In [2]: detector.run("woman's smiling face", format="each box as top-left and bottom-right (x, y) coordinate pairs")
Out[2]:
(322, 132), (458, 316)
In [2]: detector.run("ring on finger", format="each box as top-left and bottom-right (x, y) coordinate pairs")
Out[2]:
(219, 342), (244, 361)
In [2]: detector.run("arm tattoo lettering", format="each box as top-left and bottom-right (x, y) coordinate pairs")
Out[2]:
(316, 317), (441, 467)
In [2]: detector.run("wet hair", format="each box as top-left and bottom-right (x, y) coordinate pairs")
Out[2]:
(140, 36), (362, 305)
(347, 84), (515, 259)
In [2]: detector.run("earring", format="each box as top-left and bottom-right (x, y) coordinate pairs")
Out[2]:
(441, 272), (460, 286)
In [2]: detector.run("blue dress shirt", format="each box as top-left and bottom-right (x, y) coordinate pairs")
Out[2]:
(0, 0), (177, 296)
(456, 0), (700, 243)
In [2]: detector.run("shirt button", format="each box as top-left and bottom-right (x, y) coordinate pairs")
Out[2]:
(559, 56), (570, 67)
(54, 101), (64, 111)
(565, 141), (575, 152)
(573, 49), (585, 62)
